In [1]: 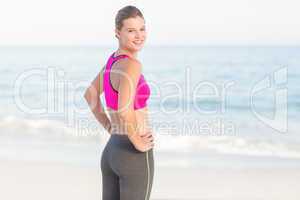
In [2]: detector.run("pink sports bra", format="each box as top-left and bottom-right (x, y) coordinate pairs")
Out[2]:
(103, 52), (151, 110)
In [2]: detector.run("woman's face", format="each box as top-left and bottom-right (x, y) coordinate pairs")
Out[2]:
(115, 16), (147, 52)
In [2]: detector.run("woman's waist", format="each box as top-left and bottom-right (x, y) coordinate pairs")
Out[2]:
(110, 125), (152, 136)
(108, 133), (154, 153)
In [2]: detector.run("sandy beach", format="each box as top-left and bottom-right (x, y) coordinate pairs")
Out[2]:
(1, 158), (300, 200)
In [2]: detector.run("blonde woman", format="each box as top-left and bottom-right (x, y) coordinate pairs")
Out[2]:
(84, 5), (154, 200)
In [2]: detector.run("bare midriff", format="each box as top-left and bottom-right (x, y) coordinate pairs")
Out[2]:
(107, 107), (151, 136)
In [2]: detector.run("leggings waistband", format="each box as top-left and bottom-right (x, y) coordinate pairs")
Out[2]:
(109, 133), (132, 144)
(108, 133), (154, 153)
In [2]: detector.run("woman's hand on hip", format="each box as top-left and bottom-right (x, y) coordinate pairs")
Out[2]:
(129, 132), (154, 152)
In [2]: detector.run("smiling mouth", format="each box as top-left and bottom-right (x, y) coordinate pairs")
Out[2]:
(133, 40), (143, 45)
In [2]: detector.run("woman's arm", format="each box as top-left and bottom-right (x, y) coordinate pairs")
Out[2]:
(84, 66), (112, 134)
(118, 59), (154, 152)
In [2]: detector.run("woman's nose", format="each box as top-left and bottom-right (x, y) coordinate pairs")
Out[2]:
(135, 31), (143, 39)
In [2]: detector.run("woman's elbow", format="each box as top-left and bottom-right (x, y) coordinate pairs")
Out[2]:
(84, 88), (90, 102)
(84, 87), (97, 104)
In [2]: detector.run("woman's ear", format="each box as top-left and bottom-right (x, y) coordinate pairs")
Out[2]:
(115, 29), (120, 39)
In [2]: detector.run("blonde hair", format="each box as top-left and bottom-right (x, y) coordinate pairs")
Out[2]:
(115, 5), (144, 30)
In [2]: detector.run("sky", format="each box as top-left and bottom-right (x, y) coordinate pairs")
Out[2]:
(1, 0), (300, 46)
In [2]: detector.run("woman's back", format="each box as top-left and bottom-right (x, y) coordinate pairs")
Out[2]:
(103, 52), (151, 135)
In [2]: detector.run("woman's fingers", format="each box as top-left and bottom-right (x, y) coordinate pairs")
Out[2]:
(139, 132), (155, 150)
(143, 135), (154, 143)
(141, 132), (152, 138)
(141, 132), (154, 140)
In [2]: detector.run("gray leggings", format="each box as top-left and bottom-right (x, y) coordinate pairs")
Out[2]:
(100, 134), (154, 200)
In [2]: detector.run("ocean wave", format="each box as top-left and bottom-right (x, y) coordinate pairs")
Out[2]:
(0, 116), (109, 143)
(155, 133), (300, 159)
(1, 116), (300, 159)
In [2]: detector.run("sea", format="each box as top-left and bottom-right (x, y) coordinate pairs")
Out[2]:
(1, 45), (300, 169)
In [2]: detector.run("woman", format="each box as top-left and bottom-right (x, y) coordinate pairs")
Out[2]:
(84, 5), (154, 200)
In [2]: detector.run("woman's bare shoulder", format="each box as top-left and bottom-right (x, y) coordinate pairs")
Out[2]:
(118, 57), (142, 73)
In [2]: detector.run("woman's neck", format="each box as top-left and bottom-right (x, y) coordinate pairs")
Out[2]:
(115, 48), (138, 59)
